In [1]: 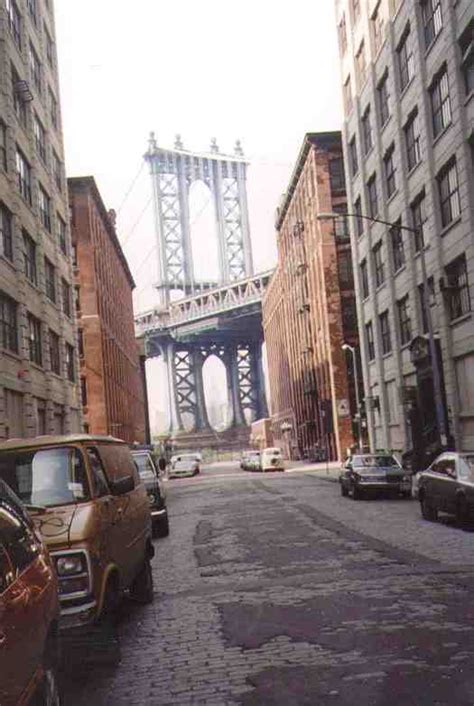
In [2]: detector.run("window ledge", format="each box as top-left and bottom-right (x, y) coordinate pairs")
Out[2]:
(407, 160), (422, 179)
(29, 361), (44, 371)
(399, 76), (415, 100)
(424, 28), (443, 59)
(375, 281), (386, 294)
(414, 244), (430, 258)
(432, 122), (452, 147)
(380, 115), (392, 133)
(386, 189), (399, 206)
(464, 91), (474, 107)
(449, 312), (471, 327)
(440, 216), (462, 238)
(400, 341), (411, 351)
(1, 348), (21, 362)
(394, 264), (407, 278)
(364, 145), (374, 160)
(382, 351), (393, 360)
(1, 255), (16, 273)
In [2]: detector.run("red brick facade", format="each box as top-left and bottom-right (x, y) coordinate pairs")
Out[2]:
(263, 132), (359, 462)
(68, 177), (146, 443)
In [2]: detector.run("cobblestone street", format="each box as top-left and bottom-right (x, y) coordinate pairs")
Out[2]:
(63, 463), (474, 705)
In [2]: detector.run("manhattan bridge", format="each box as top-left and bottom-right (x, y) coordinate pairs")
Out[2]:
(135, 134), (271, 449)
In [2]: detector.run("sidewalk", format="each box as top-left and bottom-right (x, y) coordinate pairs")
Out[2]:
(286, 459), (341, 482)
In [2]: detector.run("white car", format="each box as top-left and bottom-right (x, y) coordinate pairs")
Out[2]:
(261, 447), (285, 472)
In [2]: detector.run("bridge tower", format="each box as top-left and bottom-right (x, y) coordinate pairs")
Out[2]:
(141, 134), (268, 447)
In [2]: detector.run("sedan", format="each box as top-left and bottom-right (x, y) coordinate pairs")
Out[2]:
(340, 454), (412, 500)
(418, 451), (474, 526)
(169, 454), (200, 479)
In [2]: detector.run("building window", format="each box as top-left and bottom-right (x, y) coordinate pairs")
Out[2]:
(61, 279), (71, 317)
(333, 205), (350, 240)
(349, 136), (358, 177)
(459, 20), (474, 96)
(397, 295), (412, 345)
(38, 185), (51, 232)
(49, 88), (58, 128)
(23, 231), (37, 284)
(329, 157), (345, 192)
(356, 41), (367, 85)
(379, 310), (392, 355)
(437, 158), (460, 228)
(33, 113), (46, 163)
(44, 257), (56, 303)
(377, 70), (390, 126)
(27, 313), (42, 365)
(0, 291), (18, 353)
(338, 250), (353, 287)
(16, 148), (32, 204)
(422, 0), (442, 48)
(78, 328), (84, 357)
(366, 321), (375, 361)
(397, 27), (414, 91)
(360, 259), (369, 299)
(372, 241), (385, 287)
(28, 42), (42, 95)
(338, 13), (347, 54)
(81, 377), (88, 407)
(52, 151), (62, 190)
(404, 109), (421, 171)
(57, 215), (67, 254)
(65, 343), (75, 382)
(6, 0), (21, 48)
(342, 299), (357, 331)
(418, 277), (435, 333)
(11, 65), (28, 128)
(383, 144), (397, 198)
(26, 0), (37, 24)
(49, 329), (60, 375)
(0, 204), (13, 262)
(411, 191), (427, 251)
(354, 197), (364, 237)
(361, 106), (373, 154)
(343, 76), (353, 114)
(444, 255), (471, 321)
(430, 66), (451, 138)
(367, 173), (378, 218)
(0, 121), (6, 171)
(390, 220), (405, 272)
(44, 24), (54, 66)
(372, 2), (385, 53)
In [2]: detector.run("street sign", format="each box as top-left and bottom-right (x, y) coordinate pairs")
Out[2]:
(337, 399), (350, 417)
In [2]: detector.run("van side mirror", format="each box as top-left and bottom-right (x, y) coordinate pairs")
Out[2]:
(110, 475), (135, 496)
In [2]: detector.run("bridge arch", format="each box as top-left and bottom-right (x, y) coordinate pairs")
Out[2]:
(202, 355), (228, 431)
(188, 180), (220, 286)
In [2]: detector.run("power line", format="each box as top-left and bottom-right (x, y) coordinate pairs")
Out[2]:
(120, 195), (153, 249)
(116, 161), (145, 215)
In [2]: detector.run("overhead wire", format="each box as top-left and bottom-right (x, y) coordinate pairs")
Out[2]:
(116, 161), (145, 215)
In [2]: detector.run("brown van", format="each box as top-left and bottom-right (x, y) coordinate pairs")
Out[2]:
(0, 435), (154, 630)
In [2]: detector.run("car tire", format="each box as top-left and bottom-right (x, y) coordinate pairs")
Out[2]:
(420, 495), (437, 522)
(129, 559), (154, 605)
(352, 485), (364, 500)
(154, 513), (170, 538)
(455, 497), (470, 528)
(400, 490), (412, 499)
(99, 574), (121, 624)
(341, 483), (349, 497)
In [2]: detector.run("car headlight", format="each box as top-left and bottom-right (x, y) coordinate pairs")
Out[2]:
(55, 553), (87, 576)
(402, 475), (411, 482)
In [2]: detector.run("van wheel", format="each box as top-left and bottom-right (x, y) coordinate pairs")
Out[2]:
(100, 575), (121, 623)
(130, 559), (154, 604)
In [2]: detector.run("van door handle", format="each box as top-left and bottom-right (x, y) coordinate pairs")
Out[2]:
(0, 632), (6, 646)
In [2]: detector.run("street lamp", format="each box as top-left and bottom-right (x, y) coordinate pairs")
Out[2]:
(341, 343), (363, 452)
(317, 211), (447, 449)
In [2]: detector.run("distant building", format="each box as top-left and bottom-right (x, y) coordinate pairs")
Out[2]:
(68, 177), (146, 443)
(263, 132), (360, 462)
(335, 0), (473, 456)
(0, 0), (81, 438)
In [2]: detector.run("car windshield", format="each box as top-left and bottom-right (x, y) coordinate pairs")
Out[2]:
(353, 455), (398, 468)
(0, 447), (90, 507)
(132, 453), (155, 478)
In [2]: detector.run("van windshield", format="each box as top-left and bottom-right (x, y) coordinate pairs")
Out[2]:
(0, 447), (90, 507)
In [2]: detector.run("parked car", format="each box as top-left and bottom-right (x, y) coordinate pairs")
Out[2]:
(0, 479), (61, 705)
(418, 451), (474, 525)
(261, 447), (285, 472)
(0, 434), (155, 630)
(245, 451), (262, 471)
(169, 454), (200, 478)
(339, 453), (412, 499)
(131, 449), (169, 537)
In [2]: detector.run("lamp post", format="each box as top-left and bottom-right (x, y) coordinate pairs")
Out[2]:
(342, 343), (363, 452)
(317, 211), (447, 450)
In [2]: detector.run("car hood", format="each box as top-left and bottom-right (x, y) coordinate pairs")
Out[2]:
(30, 503), (95, 549)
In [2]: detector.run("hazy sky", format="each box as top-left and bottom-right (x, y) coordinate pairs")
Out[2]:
(55, 0), (343, 431)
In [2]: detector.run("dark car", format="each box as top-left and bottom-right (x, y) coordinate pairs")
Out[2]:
(0, 479), (61, 705)
(418, 452), (474, 526)
(131, 450), (169, 537)
(340, 453), (412, 500)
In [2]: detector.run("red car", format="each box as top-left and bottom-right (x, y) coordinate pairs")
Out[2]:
(0, 480), (61, 705)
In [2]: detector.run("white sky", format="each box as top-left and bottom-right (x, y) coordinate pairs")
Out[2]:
(55, 0), (343, 432)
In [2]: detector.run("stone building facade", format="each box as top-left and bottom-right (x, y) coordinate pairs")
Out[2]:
(68, 177), (146, 443)
(0, 0), (81, 438)
(263, 132), (359, 462)
(335, 0), (473, 456)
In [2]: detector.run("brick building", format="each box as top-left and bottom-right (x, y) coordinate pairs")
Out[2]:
(335, 0), (473, 456)
(263, 132), (360, 462)
(0, 0), (81, 438)
(68, 177), (146, 443)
